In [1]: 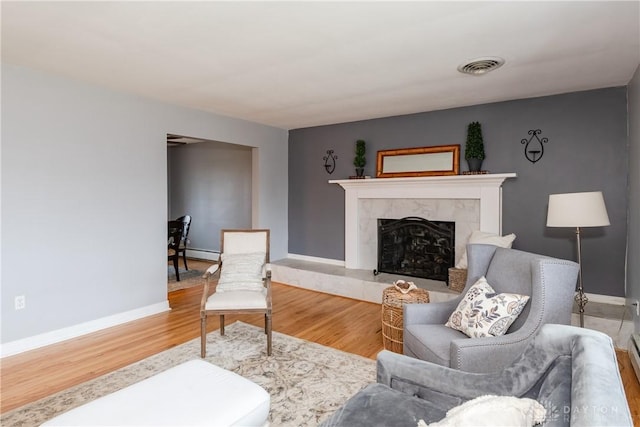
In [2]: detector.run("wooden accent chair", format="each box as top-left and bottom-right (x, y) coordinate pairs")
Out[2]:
(175, 215), (192, 270)
(167, 220), (185, 282)
(200, 229), (272, 357)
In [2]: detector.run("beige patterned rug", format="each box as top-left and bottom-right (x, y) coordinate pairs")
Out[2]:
(1, 322), (375, 426)
(167, 267), (207, 292)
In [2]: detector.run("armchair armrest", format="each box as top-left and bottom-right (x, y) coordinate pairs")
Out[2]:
(376, 350), (502, 407)
(203, 263), (220, 278)
(450, 328), (535, 373)
(200, 263), (221, 311)
(263, 263), (272, 279)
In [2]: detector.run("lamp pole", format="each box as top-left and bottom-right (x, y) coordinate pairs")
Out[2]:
(574, 226), (588, 327)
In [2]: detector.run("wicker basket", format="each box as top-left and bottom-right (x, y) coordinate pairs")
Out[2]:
(448, 268), (468, 293)
(381, 287), (430, 353)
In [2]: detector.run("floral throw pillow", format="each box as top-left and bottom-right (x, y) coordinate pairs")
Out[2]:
(445, 277), (530, 338)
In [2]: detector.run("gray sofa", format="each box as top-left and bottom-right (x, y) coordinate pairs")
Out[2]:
(405, 244), (579, 373)
(321, 324), (632, 427)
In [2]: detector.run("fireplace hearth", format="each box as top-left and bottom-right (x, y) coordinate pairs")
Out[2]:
(376, 217), (455, 281)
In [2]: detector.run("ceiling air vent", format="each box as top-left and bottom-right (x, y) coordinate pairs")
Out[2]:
(457, 57), (505, 75)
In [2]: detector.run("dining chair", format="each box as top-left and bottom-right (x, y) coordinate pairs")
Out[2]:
(175, 215), (192, 270)
(168, 220), (185, 281)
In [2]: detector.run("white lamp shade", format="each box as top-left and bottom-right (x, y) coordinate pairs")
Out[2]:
(546, 191), (610, 227)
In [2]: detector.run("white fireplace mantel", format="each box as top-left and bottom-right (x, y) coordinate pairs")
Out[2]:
(330, 173), (517, 269)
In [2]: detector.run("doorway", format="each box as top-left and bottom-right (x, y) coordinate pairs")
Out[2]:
(167, 134), (252, 290)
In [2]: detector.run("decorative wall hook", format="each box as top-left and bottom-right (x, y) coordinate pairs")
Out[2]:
(520, 129), (548, 163)
(323, 149), (338, 174)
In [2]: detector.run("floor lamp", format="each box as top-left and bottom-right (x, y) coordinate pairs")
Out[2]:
(546, 191), (610, 327)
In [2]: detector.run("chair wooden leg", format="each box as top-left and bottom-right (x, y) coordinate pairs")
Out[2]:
(173, 256), (180, 281)
(266, 312), (272, 356)
(200, 315), (207, 358)
(220, 315), (225, 335)
(183, 252), (189, 270)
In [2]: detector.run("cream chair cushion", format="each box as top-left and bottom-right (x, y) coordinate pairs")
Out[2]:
(206, 289), (268, 310)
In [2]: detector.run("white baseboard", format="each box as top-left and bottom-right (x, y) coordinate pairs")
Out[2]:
(186, 249), (219, 261)
(586, 293), (626, 306)
(287, 253), (345, 266)
(0, 301), (171, 358)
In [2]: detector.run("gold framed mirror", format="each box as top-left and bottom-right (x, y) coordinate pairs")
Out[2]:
(376, 144), (460, 178)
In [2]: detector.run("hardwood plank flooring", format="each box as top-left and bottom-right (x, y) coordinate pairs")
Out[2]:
(1, 259), (639, 425)
(618, 345), (640, 424)
(0, 261), (383, 414)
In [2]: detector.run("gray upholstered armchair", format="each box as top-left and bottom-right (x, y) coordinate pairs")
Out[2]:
(404, 244), (579, 373)
(320, 324), (632, 427)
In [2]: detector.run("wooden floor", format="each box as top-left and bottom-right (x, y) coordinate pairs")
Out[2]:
(1, 259), (639, 425)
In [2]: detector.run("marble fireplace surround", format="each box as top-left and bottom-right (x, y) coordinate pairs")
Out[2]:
(330, 173), (517, 270)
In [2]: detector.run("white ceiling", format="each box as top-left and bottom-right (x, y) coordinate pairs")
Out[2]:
(2, 1), (639, 130)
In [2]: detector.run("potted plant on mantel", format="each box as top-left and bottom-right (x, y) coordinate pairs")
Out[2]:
(465, 121), (485, 172)
(353, 139), (366, 178)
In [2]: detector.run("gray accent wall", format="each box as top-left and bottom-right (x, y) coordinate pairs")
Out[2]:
(628, 65), (640, 331)
(289, 87), (628, 297)
(168, 142), (252, 253)
(1, 63), (288, 344)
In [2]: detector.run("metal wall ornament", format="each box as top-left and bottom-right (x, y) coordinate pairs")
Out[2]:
(521, 129), (549, 163)
(323, 149), (338, 174)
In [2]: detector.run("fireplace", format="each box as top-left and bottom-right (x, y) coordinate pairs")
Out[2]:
(377, 217), (454, 281)
(330, 173), (516, 270)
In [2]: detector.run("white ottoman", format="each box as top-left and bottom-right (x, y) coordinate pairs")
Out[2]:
(42, 359), (270, 426)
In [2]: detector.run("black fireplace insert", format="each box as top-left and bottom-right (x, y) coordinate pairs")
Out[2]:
(376, 216), (455, 281)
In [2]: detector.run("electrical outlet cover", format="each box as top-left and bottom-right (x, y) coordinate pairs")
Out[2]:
(14, 295), (25, 310)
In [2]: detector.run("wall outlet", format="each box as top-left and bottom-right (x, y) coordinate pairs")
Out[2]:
(14, 295), (26, 310)
(633, 299), (640, 317)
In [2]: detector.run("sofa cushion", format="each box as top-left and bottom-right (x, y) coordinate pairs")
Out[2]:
(445, 277), (530, 338)
(319, 383), (447, 427)
(528, 355), (572, 427)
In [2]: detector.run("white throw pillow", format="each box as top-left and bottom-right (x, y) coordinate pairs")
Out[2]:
(445, 276), (530, 338)
(455, 231), (516, 269)
(216, 252), (265, 292)
(419, 395), (546, 427)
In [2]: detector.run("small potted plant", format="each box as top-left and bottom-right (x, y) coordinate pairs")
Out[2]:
(353, 139), (366, 177)
(465, 122), (485, 172)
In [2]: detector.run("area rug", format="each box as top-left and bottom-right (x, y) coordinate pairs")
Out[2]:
(167, 267), (206, 292)
(1, 322), (376, 427)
